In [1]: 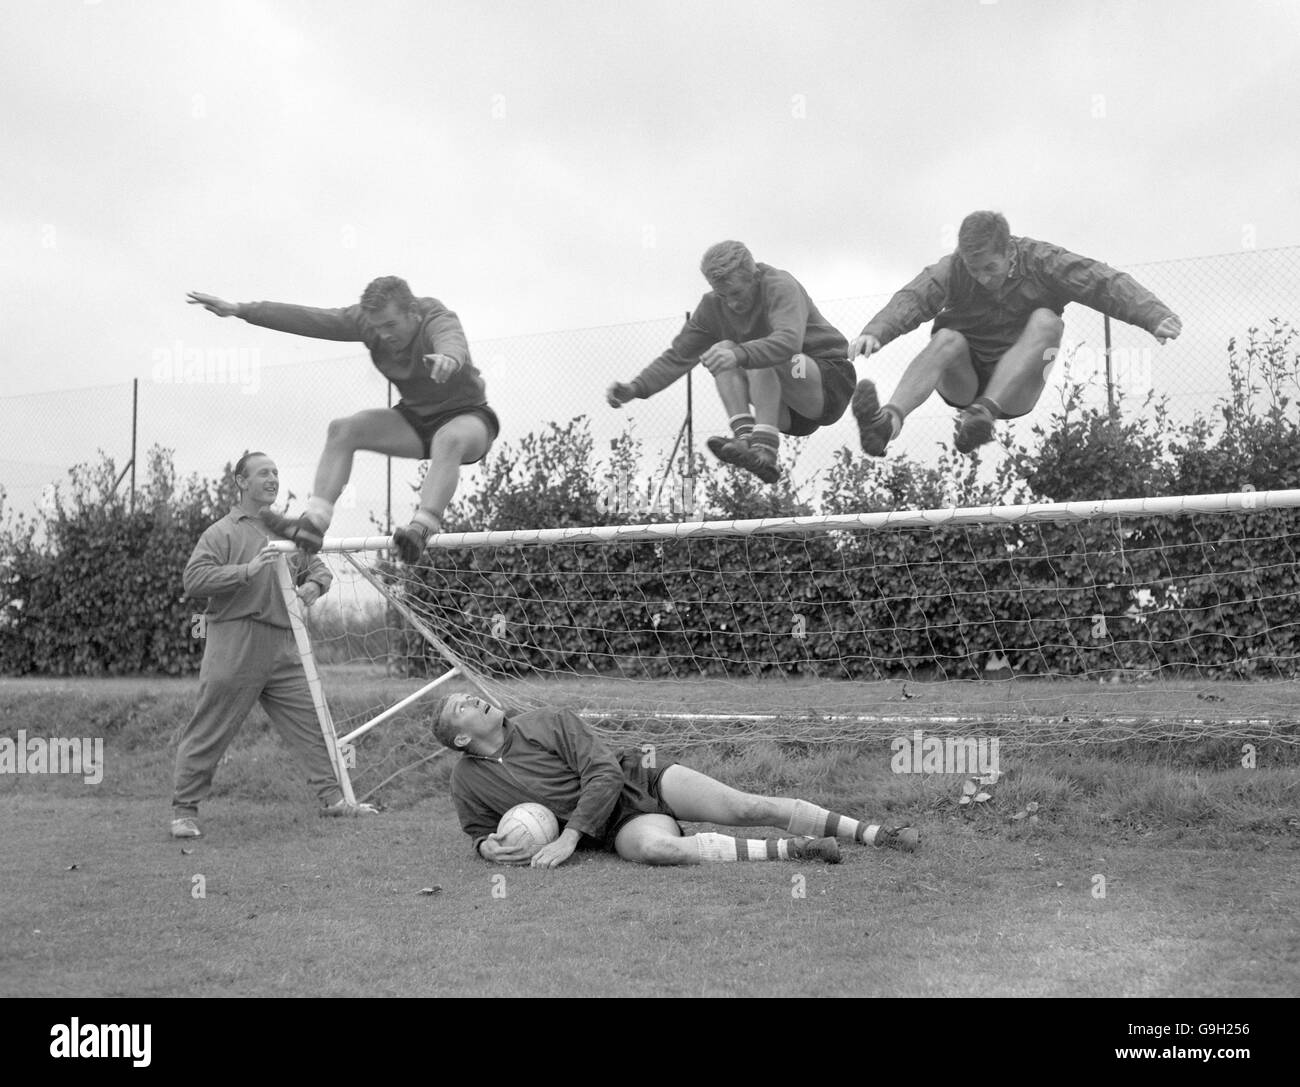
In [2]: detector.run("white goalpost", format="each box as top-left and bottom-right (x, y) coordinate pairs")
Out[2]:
(279, 487), (1300, 798)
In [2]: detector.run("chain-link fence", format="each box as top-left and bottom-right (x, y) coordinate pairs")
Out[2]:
(3, 246), (1297, 540)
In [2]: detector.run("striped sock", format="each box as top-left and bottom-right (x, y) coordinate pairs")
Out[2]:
(694, 832), (795, 862)
(882, 404), (904, 439)
(750, 424), (780, 455)
(971, 395), (1002, 419)
(788, 799), (886, 844)
(728, 413), (755, 441)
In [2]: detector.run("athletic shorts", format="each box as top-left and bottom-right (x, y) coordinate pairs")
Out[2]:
(783, 355), (857, 437)
(393, 403), (501, 460)
(589, 750), (683, 851)
(929, 320), (1034, 418)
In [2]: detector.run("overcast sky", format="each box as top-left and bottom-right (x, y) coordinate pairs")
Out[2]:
(2, 0), (1298, 529)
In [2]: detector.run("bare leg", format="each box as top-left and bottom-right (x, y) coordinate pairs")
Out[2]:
(417, 414), (492, 519)
(745, 366), (784, 429)
(614, 813), (696, 865)
(657, 764), (792, 827)
(657, 764), (918, 851)
(613, 812), (835, 865)
(896, 330), (978, 417)
(981, 308), (1064, 415)
(312, 408), (424, 503)
(712, 367), (752, 418)
(773, 355), (826, 430)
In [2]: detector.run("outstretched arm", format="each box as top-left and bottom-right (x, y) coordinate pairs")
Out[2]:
(1029, 243), (1181, 341)
(188, 290), (365, 342)
(608, 305), (719, 406)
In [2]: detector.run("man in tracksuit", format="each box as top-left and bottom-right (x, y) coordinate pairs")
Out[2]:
(169, 451), (377, 839)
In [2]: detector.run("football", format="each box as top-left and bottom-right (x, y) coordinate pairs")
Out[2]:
(496, 802), (560, 858)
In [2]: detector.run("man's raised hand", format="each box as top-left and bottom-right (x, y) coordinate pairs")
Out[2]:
(187, 291), (240, 318)
(245, 547), (280, 578)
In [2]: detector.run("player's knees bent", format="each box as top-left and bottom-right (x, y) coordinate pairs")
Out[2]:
(324, 415), (360, 448)
(634, 835), (689, 866)
(1026, 309), (1065, 341)
(930, 328), (969, 361)
(430, 430), (472, 459)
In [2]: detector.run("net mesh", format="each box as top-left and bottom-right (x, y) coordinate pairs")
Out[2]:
(301, 495), (1300, 750)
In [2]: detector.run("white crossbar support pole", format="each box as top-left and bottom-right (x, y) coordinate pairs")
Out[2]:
(338, 551), (501, 704)
(274, 554), (356, 804)
(336, 668), (462, 746)
(261, 488), (1300, 553)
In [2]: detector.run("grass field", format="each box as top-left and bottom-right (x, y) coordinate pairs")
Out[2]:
(1, 674), (1297, 1000)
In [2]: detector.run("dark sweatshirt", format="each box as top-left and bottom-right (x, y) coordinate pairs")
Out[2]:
(239, 295), (488, 416)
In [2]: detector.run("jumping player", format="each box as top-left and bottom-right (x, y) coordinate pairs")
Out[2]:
(431, 692), (919, 868)
(849, 211), (1182, 456)
(606, 241), (854, 485)
(187, 276), (498, 562)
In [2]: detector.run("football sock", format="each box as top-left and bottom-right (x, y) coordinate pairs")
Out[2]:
(305, 497), (334, 530)
(750, 424), (780, 456)
(788, 799), (886, 844)
(881, 404), (904, 440)
(694, 832), (797, 862)
(728, 413), (755, 441)
(971, 395), (1002, 419)
(410, 508), (442, 533)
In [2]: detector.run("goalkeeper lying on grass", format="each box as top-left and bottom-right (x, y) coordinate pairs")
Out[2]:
(431, 693), (918, 868)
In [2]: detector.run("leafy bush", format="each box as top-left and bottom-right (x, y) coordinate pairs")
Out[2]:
(0, 447), (233, 675)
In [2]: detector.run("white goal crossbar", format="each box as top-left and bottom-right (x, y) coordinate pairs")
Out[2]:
(288, 488), (1300, 553)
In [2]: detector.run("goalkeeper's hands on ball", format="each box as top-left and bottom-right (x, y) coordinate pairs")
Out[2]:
(479, 831), (533, 865)
(529, 828), (580, 869)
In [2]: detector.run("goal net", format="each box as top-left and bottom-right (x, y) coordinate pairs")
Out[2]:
(280, 487), (1300, 799)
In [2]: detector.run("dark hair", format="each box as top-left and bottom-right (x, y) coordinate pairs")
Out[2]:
(359, 275), (416, 313)
(957, 211), (1011, 256)
(234, 450), (269, 478)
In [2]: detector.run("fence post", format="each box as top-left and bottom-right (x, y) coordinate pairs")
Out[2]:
(685, 310), (695, 510)
(1103, 314), (1115, 419)
(130, 378), (138, 514)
